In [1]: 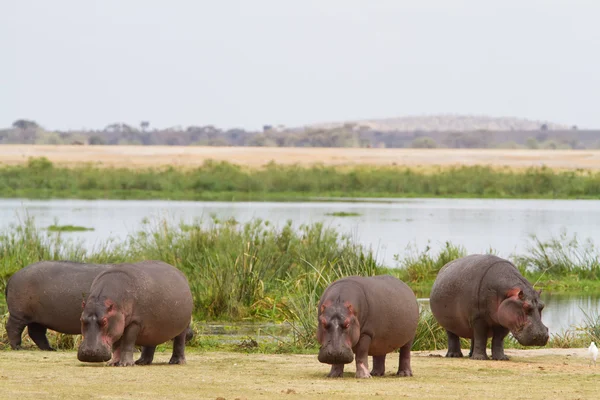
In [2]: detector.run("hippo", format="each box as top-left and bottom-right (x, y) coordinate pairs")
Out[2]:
(429, 254), (549, 361)
(77, 260), (193, 366)
(5, 260), (194, 352)
(317, 275), (419, 378)
(5, 261), (111, 350)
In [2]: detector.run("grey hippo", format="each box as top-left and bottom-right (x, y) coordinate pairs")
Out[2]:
(429, 254), (549, 360)
(5, 260), (193, 352)
(77, 260), (193, 366)
(317, 275), (419, 378)
(5, 261), (111, 350)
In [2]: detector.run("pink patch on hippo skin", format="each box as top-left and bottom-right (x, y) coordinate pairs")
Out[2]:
(104, 299), (115, 313)
(101, 332), (113, 347)
(320, 300), (332, 314)
(357, 362), (371, 379)
(100, 298), (126, 347)
(108, 347), (122, 366)
(344, 302), (355, 315)
(319, 316), (328, 328)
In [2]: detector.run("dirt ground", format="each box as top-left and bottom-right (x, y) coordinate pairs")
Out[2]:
(1, 145), (600, 170)
(0, 348), (598, 400)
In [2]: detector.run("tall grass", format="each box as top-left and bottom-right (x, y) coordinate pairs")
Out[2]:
(394, 241), (468, 293)
(514, 231), (600, 280)
(122, 217), (383, 320)
(2, 216), (600, 351)
(3, 157), (600, 200)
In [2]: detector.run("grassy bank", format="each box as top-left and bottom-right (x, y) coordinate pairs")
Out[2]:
(2, 157), (600, 200)
(2, 216), (600, 353)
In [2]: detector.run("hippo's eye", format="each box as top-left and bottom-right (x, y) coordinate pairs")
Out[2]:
(342, 321), (350, 329)
(99, 318), (108, 327)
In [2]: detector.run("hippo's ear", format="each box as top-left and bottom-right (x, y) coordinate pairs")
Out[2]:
(505, 287), (524, 301)
(107, 303), (114, 313)
(536, 288), (543, 296)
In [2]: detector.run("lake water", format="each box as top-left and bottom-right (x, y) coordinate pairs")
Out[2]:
(1, 197), (599, 334)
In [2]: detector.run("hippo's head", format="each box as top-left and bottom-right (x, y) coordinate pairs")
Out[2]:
(316, 300), (360, 365)
(497, 287), (549, 347)
(77, 297), (124, 363)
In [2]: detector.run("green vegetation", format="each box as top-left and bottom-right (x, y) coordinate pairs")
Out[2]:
(324, 211), (361, 217)
(2, 216), (600, 353)
(3, 157), (600, 201)
(47, 225), (94, 232)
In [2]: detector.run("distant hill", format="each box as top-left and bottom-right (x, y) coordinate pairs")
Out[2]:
(3, 115), (597, 149)
(305, 114), (572, 132)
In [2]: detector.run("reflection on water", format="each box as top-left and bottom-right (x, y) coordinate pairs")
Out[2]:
(541, 293), (600, 334)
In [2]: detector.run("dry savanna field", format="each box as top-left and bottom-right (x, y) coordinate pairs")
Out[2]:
(0, 348), (598, 400)
(1, 145), (600, 170)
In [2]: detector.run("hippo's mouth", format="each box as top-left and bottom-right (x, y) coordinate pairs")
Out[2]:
(77, 346), (112, 363)
(511, 324), (549, 347)
(318, 346), (354, 365)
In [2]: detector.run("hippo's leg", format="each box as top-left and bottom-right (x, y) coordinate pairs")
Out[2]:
(397, 339), (413, 377)
(108, 340), (122, 366)
(185, 324), (194, 343)
(354, 334), (372, 379)
(109, 323), (140, 367)
(168, 329), (187, 365)
(327, 364), (345, 378)
(371, 355), (386, 376)
(135, 346), (156, 365)
(6, 314), (27, 350)
(27, 323), (55, 351)
(445, 331), (464, 358)
(468, 339), (474, 357)
(470, 320), (489, 360)
(491, 326), (510, 361)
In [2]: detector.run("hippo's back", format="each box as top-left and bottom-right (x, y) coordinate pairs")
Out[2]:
(6, 261), (110, 334)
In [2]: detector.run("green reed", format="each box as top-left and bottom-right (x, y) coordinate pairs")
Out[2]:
(3, 157), (600, 200)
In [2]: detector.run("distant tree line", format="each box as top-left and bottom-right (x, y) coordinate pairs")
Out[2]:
(2, 119), (600, 149)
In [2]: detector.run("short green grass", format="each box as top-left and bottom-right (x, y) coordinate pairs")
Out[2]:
(46, 225), (94, 232)
(325, 211), (362, 217)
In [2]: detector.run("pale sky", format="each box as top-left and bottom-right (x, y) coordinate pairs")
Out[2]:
(1, 0), (599, 131)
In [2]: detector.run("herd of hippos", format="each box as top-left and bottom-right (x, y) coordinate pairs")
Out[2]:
(4, 254), (549, 377)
